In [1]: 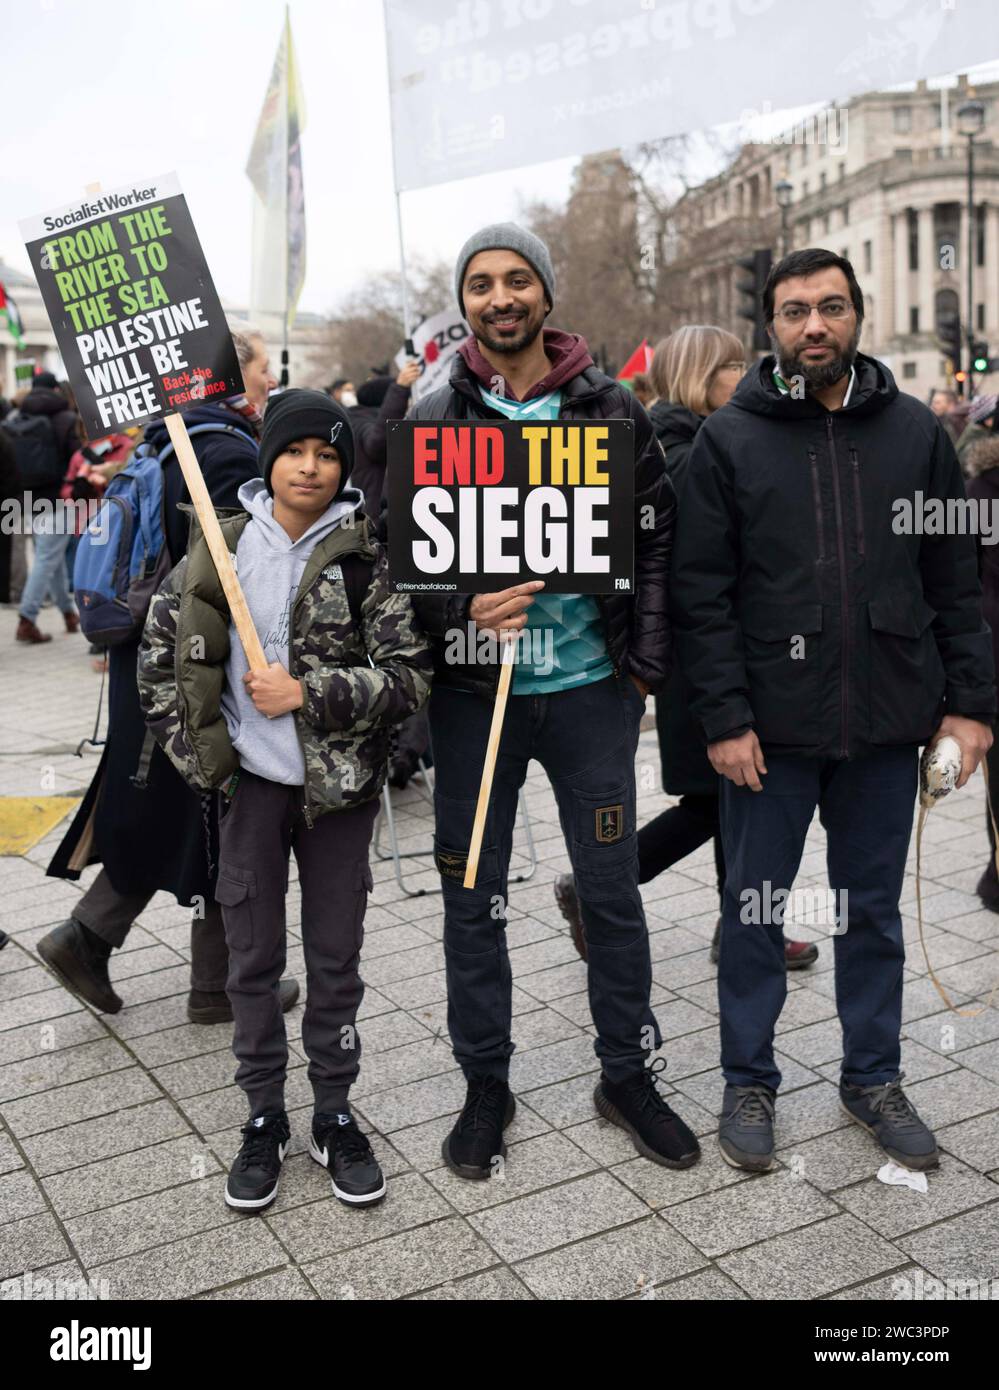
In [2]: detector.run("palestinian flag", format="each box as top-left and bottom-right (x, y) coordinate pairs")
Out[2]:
(0, 282), (25, 348)
(616, 338), (653, 389)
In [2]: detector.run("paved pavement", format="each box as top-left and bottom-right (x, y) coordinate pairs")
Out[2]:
(1, 603), (999, 1301)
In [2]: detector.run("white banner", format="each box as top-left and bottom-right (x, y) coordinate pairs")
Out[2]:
(395, 306), (470, 402)
(384, 0), (994, 191)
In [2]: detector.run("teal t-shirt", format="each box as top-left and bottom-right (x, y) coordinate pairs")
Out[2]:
(477, 383), (613, 696)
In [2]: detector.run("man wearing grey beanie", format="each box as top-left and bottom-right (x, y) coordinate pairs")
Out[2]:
(408, 223), (695, 1180)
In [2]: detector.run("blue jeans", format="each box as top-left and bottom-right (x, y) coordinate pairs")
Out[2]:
(20, 520), (73, 622)
(429, 673), (660, 1084)
(718, 747), (918, 1091)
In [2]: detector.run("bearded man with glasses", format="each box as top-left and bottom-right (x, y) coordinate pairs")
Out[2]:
(671, 248), (994, 1175)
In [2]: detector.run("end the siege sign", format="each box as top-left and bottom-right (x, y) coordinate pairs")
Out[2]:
(387, 418), (634, 595)
(20, 172), (243, 438)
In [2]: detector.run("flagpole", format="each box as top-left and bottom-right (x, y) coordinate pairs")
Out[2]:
(395, 190), (415, 355)
(383, 1), (415, 356)
(281, 3), (291, 388)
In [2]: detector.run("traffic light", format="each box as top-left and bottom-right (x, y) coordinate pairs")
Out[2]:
(972, 341), (990, 373)
(937, 310), (963, 374)
(735, 248), (773, 351)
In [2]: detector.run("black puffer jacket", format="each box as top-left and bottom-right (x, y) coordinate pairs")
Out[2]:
(407, 351), (675, 697)
(671, 353), (996, 757)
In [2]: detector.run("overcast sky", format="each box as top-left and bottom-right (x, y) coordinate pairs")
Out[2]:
(2, 1), (997, 322)
(1, 0), (585, 314)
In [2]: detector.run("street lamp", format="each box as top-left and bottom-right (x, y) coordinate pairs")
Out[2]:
(957, 97), (985, 397)
(775, 177), (793, 258)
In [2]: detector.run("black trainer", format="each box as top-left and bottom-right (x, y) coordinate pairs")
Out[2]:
(840, 1076), (939, 1172)
(224, 1113), (290, 1210)
(310, 1111), (386, 1205)
(37, 919), (122, 1014)
(718, 1083), (777, 1172)
(442, 1074), (516, 1179)
(554, 873), (587, 961)
(594, 1058), (700, 1169)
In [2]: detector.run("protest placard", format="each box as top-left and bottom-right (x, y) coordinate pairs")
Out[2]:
(20, 174), (265, 671)
(388, 416), (634, 887)
(19, 173), (243, 438)
(386, 418), (634, 595)
(392, 307), (469, 404)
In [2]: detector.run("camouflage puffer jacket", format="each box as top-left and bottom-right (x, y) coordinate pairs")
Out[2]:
(136, 508), (433, 820)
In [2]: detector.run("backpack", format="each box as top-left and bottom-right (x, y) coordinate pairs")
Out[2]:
(73, 422), (240, 646)
(2, 411), (64, 490)
(340, 551), (375, 635)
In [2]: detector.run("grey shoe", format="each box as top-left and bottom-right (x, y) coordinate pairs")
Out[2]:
(840, 1076), (939, 1172)
(718, 1083), (776, 1171)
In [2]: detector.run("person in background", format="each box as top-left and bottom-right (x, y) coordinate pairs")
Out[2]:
(327, 378), (357, 407)
(348, 361), (421, 522)
(12, 371), (80, 643)
(61, 428), (138, 599)
(41, 325), (301, 1027)
(928, 387), (961, 446)
(964, 430), (999, 912)
(556, 326), (819, 972)
(956, 394), (997, 471)
(347, 358), (427, 788)
(0, 403), (21, 605)
(630, 371), (657, 410)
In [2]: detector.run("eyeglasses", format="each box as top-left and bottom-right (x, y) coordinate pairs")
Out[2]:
(773, 297), (853, 325)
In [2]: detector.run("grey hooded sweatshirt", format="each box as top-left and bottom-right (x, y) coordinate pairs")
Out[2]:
(221, 478), (363, 785)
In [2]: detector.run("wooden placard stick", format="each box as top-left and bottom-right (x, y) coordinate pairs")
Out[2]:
(164, 412), (268, 672)
(463, 630), (516, 889)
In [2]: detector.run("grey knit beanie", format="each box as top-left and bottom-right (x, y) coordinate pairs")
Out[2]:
(454, 223), (555, 318)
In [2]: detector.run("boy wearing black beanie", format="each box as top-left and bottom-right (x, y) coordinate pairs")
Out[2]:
(138, 388), (433, 1211)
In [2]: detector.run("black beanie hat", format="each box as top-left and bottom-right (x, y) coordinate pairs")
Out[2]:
(259, 388), (355, 496)
(356, 375), (393, 408)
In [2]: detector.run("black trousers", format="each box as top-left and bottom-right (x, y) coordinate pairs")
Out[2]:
(637, 792), (725, 904)
(216, 771), (378, 1119)
(73, 866), (228, 992)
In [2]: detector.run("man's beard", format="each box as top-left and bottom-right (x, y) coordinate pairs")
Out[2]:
(475, 307), (545, 355)
(774, 322), (862, 392)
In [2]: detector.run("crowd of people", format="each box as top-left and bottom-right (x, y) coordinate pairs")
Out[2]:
(4, 226), (999, 1212)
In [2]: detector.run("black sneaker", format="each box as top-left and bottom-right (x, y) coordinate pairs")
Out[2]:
(442, 1074), (516, 1180)
(224, 1113), (290, 1210)
(718, 1083), (777, 1172)
(840, 1076), (939, 1172)
(37, 919), (122, 1014)
(310, 1111), (386, 1206)
(594, 1058), (700, 1168)
(554, 873), (587, 961)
